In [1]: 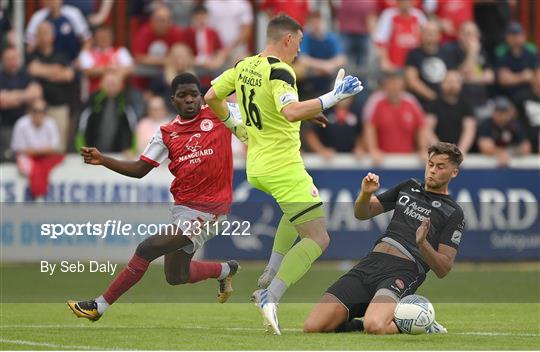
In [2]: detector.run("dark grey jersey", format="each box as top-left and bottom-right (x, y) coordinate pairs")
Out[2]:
(375, 178), (465, 272)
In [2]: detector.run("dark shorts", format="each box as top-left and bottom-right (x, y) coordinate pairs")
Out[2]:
(326, 252), (425, 320)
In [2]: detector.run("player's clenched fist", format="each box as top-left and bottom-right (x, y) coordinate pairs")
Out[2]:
(361, 172), (380, 194)
(80, 147), (103, 165)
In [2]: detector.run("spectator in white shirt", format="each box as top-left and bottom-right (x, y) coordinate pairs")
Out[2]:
(205, 0), (253, 65)
(11, 99), (64, 199)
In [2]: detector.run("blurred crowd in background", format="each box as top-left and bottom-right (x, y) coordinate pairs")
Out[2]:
(0, 0), (539, 198)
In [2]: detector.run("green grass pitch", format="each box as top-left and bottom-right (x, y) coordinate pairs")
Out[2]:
(1, 262), (539, 350)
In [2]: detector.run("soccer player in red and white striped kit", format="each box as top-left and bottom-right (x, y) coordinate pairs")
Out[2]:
(68, 73), (247, 321)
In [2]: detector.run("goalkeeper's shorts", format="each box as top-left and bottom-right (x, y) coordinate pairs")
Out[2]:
(248, 163), (325, 225)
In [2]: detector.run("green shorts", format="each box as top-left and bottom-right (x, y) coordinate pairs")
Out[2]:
(248, 163), (325, 225)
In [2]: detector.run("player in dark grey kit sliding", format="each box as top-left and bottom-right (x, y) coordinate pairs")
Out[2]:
(303, 142), (465, 334)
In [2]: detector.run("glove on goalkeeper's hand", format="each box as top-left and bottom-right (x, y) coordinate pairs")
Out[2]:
(318, 68), (364, 110)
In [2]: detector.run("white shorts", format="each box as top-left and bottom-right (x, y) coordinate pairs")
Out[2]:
(170, 205), (227, 254)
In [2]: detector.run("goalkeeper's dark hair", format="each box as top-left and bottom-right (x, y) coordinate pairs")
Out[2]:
(171, 73), (201, 93)
(428, 142), (463, 166)
(267, 14), (303, 42)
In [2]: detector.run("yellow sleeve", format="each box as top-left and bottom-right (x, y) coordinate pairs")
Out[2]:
(269, 65), (299, 112)
(211, 67), (237, 100)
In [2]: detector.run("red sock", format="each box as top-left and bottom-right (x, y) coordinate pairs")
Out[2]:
(102, 254), (150, 304)
(188, 261), (222, 283)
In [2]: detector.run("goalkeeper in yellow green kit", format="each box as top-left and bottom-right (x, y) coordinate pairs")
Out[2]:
(205, 14), (364, 335)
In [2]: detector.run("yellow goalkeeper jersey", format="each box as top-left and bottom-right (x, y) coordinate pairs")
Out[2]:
(211, 55), (303, 177)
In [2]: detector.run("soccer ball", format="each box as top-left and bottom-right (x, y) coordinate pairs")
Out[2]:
(393, 294), (435, 334)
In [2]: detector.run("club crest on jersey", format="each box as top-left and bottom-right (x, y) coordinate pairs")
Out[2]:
(186, 133), (202, 152)
(200, 119), (213, 131)
(432, 200), (442, 208)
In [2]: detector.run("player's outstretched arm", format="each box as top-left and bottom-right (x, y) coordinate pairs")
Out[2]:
(80, 147), (153, 179)
(354, 172), (385, 220)
(281, 69), (363, 123)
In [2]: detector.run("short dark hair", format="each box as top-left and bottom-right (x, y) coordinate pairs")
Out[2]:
(192, 4), (207, 15)
(171, 73), (201, 93)
(267, 14), (303, 42)
(428, 142), (463, 166)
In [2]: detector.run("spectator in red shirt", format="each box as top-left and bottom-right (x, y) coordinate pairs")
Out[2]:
(79, 26), (134, 94)
(377, 0), (421, 13)
(335, 0), (377, 68)
(132, 5), (188, 89)
(260, 0), (310, 26)
(424, 0), (473, 43)
(363, 70), (429, 165)
(184, 5), (227, 90)
(373, 0), (426, 70)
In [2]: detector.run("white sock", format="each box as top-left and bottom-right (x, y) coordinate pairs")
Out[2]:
(267, 251), (284, 272)
(217, 262), (230, 280)
(95, 295), (110, 315)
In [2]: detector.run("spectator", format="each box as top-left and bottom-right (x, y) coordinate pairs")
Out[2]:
(405, 20), (450, 108)
(184, 5), (227, 90)
(363, 70), (428, 165)
(10, 99), (64, 200)
(426, 70), (476, 154)
(205, 0), (253, 65)
(260, 0), (310, 26)
(132, 5), (188, 89)
(444, 21), (494, 119)
(25, 0), (91, 62)
(496, 22), (539, 104)
(303, 97), (363, 160)
(474, 0), (512, 63)
(335, 0), (377, 68)
(65, 0), (114, 28)
(0, 3), (15, 53)
(424, 0), (473, 43)
(377, 0), (421, 13)
(149, 43), (194, 103)
(514, 70), (540, 153)
(27, 21), (75, 152)
(373, 0), (426, 70)
(478, 96), (531, 167)
(136, 96), (171, 154)
(78, 72), (138, 154)
(78, 26), (135, 94)
(295, 11), (346, 99)
(0, 47), (42, 160)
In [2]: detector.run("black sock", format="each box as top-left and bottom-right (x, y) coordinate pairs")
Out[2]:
(335, 319), (364, 333)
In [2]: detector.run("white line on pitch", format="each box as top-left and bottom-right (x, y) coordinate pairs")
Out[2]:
(0, 338), (96, 350)
(2, 324), (539, 338)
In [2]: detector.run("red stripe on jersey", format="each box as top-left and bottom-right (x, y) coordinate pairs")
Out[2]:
(139, 155), (159, 167)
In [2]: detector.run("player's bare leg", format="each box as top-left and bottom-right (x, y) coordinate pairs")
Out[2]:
(363, 293), (400, 335)
(303, 293), (349, 333)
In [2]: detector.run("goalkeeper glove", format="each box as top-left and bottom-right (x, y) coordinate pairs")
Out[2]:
(222, 104), (248, 144)
(318, 68), (364, 110)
